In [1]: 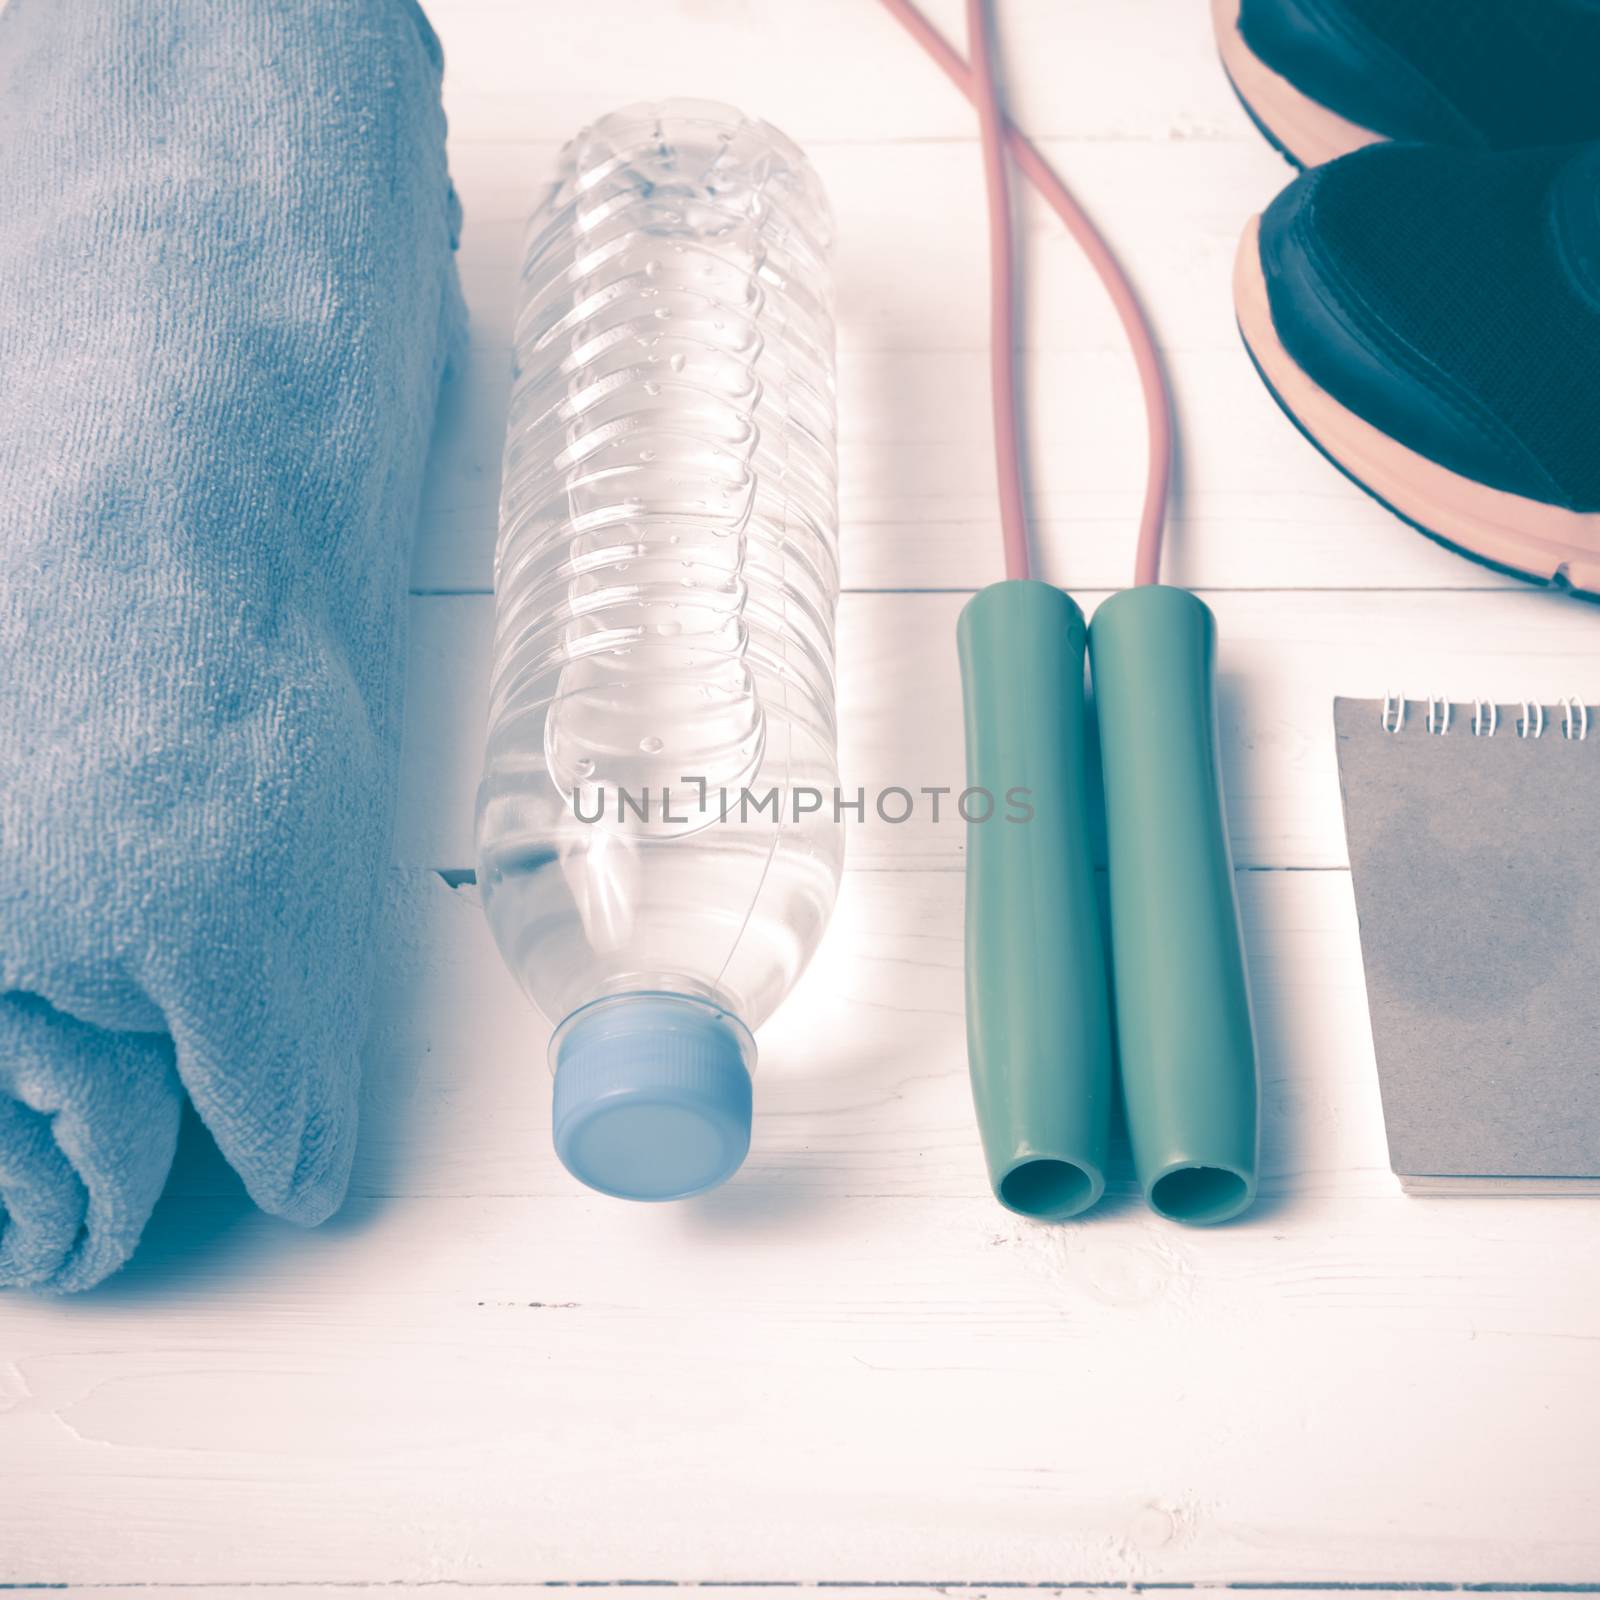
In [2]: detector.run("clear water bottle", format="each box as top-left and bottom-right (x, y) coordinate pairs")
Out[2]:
(476, 101), (843, 1201)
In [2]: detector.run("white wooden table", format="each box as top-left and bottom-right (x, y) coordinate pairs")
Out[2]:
(4, 0), (1599, 1588)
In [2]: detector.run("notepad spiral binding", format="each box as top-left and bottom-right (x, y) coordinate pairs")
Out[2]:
(1380, 694), (1591, 740)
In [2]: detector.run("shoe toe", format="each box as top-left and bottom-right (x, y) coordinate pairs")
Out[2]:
(1256, 151), (1567, 506)
(1238, 0), (1475, 147)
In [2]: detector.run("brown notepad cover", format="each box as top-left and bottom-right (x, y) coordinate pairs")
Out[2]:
(1334, 697), (1600, 1192)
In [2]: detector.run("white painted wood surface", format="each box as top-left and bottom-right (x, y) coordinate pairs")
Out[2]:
(4, 0), (1599, 1587)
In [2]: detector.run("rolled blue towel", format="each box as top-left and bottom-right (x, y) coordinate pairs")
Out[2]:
(0, 0), (465, 1290)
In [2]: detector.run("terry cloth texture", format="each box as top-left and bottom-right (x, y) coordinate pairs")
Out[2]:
(0, 0), (466, 1291)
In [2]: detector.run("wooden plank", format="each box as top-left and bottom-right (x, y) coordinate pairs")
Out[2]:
(415, 132), (1512, 596)
(428, 0), (1260, 149)
(18, 1592), (1600, 1600)
(430, 138), (1289, 362)
(395, 587), (1600, 872)
(170, 864), (1386, 1204)
(418, 341), (1486, 598)
(2, 870), (1598, 1586)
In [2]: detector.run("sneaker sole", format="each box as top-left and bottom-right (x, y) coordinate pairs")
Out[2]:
(1234, 216), (1600, 594)
(1211, 0), (1386, 168)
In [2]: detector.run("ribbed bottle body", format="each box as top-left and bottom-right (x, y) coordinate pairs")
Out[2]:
(476, 100), (842, 1037)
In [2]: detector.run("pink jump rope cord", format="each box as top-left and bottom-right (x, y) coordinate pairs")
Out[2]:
(964, 0), (1030, 582)
(877, 0), (1175, 587)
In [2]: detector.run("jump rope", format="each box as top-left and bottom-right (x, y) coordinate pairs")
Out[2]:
(879, 0), (1260, 1224)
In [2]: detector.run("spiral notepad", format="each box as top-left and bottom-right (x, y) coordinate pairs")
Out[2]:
(1334, 696), (1600, 1193)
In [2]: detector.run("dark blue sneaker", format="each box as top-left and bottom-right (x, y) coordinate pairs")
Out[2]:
(1234, 141), (1600, 590)
(1214, 0), (1600, 167)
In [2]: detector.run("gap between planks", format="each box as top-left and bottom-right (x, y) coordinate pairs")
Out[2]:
(407, 586), (1554, 598)
(6, 1583), (1600, 1593)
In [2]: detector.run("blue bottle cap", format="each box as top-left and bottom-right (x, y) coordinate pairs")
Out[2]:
(550, 994), (755, 1201)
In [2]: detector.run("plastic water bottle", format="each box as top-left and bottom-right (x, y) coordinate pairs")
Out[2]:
(476, 101), (843, 1202)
